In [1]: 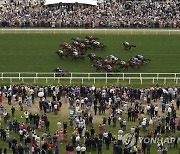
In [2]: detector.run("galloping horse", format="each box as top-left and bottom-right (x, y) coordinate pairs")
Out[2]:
(53, 67), (67, 77)
(88, 53), (102, 62)
(135, 55), (151, 64)
(92, 41), (106, 51)
(118, 61), (129, 70)
(122, 41), (136, 50)
(71, 53), (86, 61)
(128, 59), (142, 68)
(92, 62), (104, 72)
(72, 37), (81, 42)
(104, 64), (120, 72)
(85, 36), (98, 41)
(56, 50), (68, 59)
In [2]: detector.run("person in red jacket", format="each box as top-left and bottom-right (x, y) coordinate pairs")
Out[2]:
(98, 124), (103, 135)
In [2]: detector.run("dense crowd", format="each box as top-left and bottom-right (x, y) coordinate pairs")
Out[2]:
(0, 84), (180, 154)
(0, 0), (179, 28)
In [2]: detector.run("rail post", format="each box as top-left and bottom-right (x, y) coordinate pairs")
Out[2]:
(174, 73), (176, 81)
(36, 73), (38, 79)
(88, 73), (90, 80)
(105, 73), (107, 84)
(1, 73), (3, 80)
(153, 77), (155, 84)
(164, 78), (166, 84)
(34, 77), (36, 84)
(123, 73), (124, 80)
(70, 77), (72, 84)
(129, 77), (131, 84)
(117, 77), (119, 84)
(19, 73), (21, 80)
(53, 73), (55, 80)
(58, 78), (60, 84)
(22, 78), (24, 83)
(176, 78), (178, 84)
(94, 77), (96, 84)
(157, 73), (159, 81)
(140, 73), (142, 84)
(46, 78), (48, 83)
(82, 77), (84, 84)
(10, 78), (12, 83)
(140, 77), (142, 84)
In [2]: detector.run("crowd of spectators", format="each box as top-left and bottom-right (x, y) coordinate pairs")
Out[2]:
(0, 0), (179, 28)
(0, 84), (180, 154)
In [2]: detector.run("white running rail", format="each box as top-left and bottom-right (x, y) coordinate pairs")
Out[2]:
(1, 28), (180, 35)
(0, 72), (179, 84)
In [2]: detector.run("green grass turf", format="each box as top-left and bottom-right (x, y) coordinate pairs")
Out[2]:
(0, 33), (180, 73)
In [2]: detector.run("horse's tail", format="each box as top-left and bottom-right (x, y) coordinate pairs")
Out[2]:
(132, 45), (136, 47)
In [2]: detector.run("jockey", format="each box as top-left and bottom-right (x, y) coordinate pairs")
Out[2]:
(121, 60), (126, 65)
(109, 55), (118, 61)
(91, 53), (96, 57)
(57, 67), (63, 72)
(97, 62), (102, 67)
(130, 57), (138, 64)
(74, 41), (79, 45)
(80, 43), (85, 47)
(89, 36), (93, 39)
(136, 55), (144, 61)
(84, 38), (89, 44)
(58, 50), (63, 54)
(107, 64), (112, 70)
(73, 51), (78, 56)
(94, 41), (100, 45)
(74, 37), (80, 41)
(124, 41), (130, 46)
(64, 42), (68, 45)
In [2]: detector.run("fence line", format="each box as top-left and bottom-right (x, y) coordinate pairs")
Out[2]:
(0, 72), (179, 84)
(0, 72), (180, 77)
(1, 28), (180, 35)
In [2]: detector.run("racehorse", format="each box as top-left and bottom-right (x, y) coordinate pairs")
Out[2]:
(56, 50), (68, 59)
(117, 61), (129, 70)
(92, 42), (106, 51)
(128, 60), (142, 68)
(72, 37), (81, 42)
(71, 53), (86, 61)
(85, 36), (99, 41)
(104, 64), (120, 72)
(88, 53), (102, 62)
(72, 41), (91, 52)
(53, 68), (67, 77)
(92, 63), (104, 72)
(122, 42), (136, 50)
